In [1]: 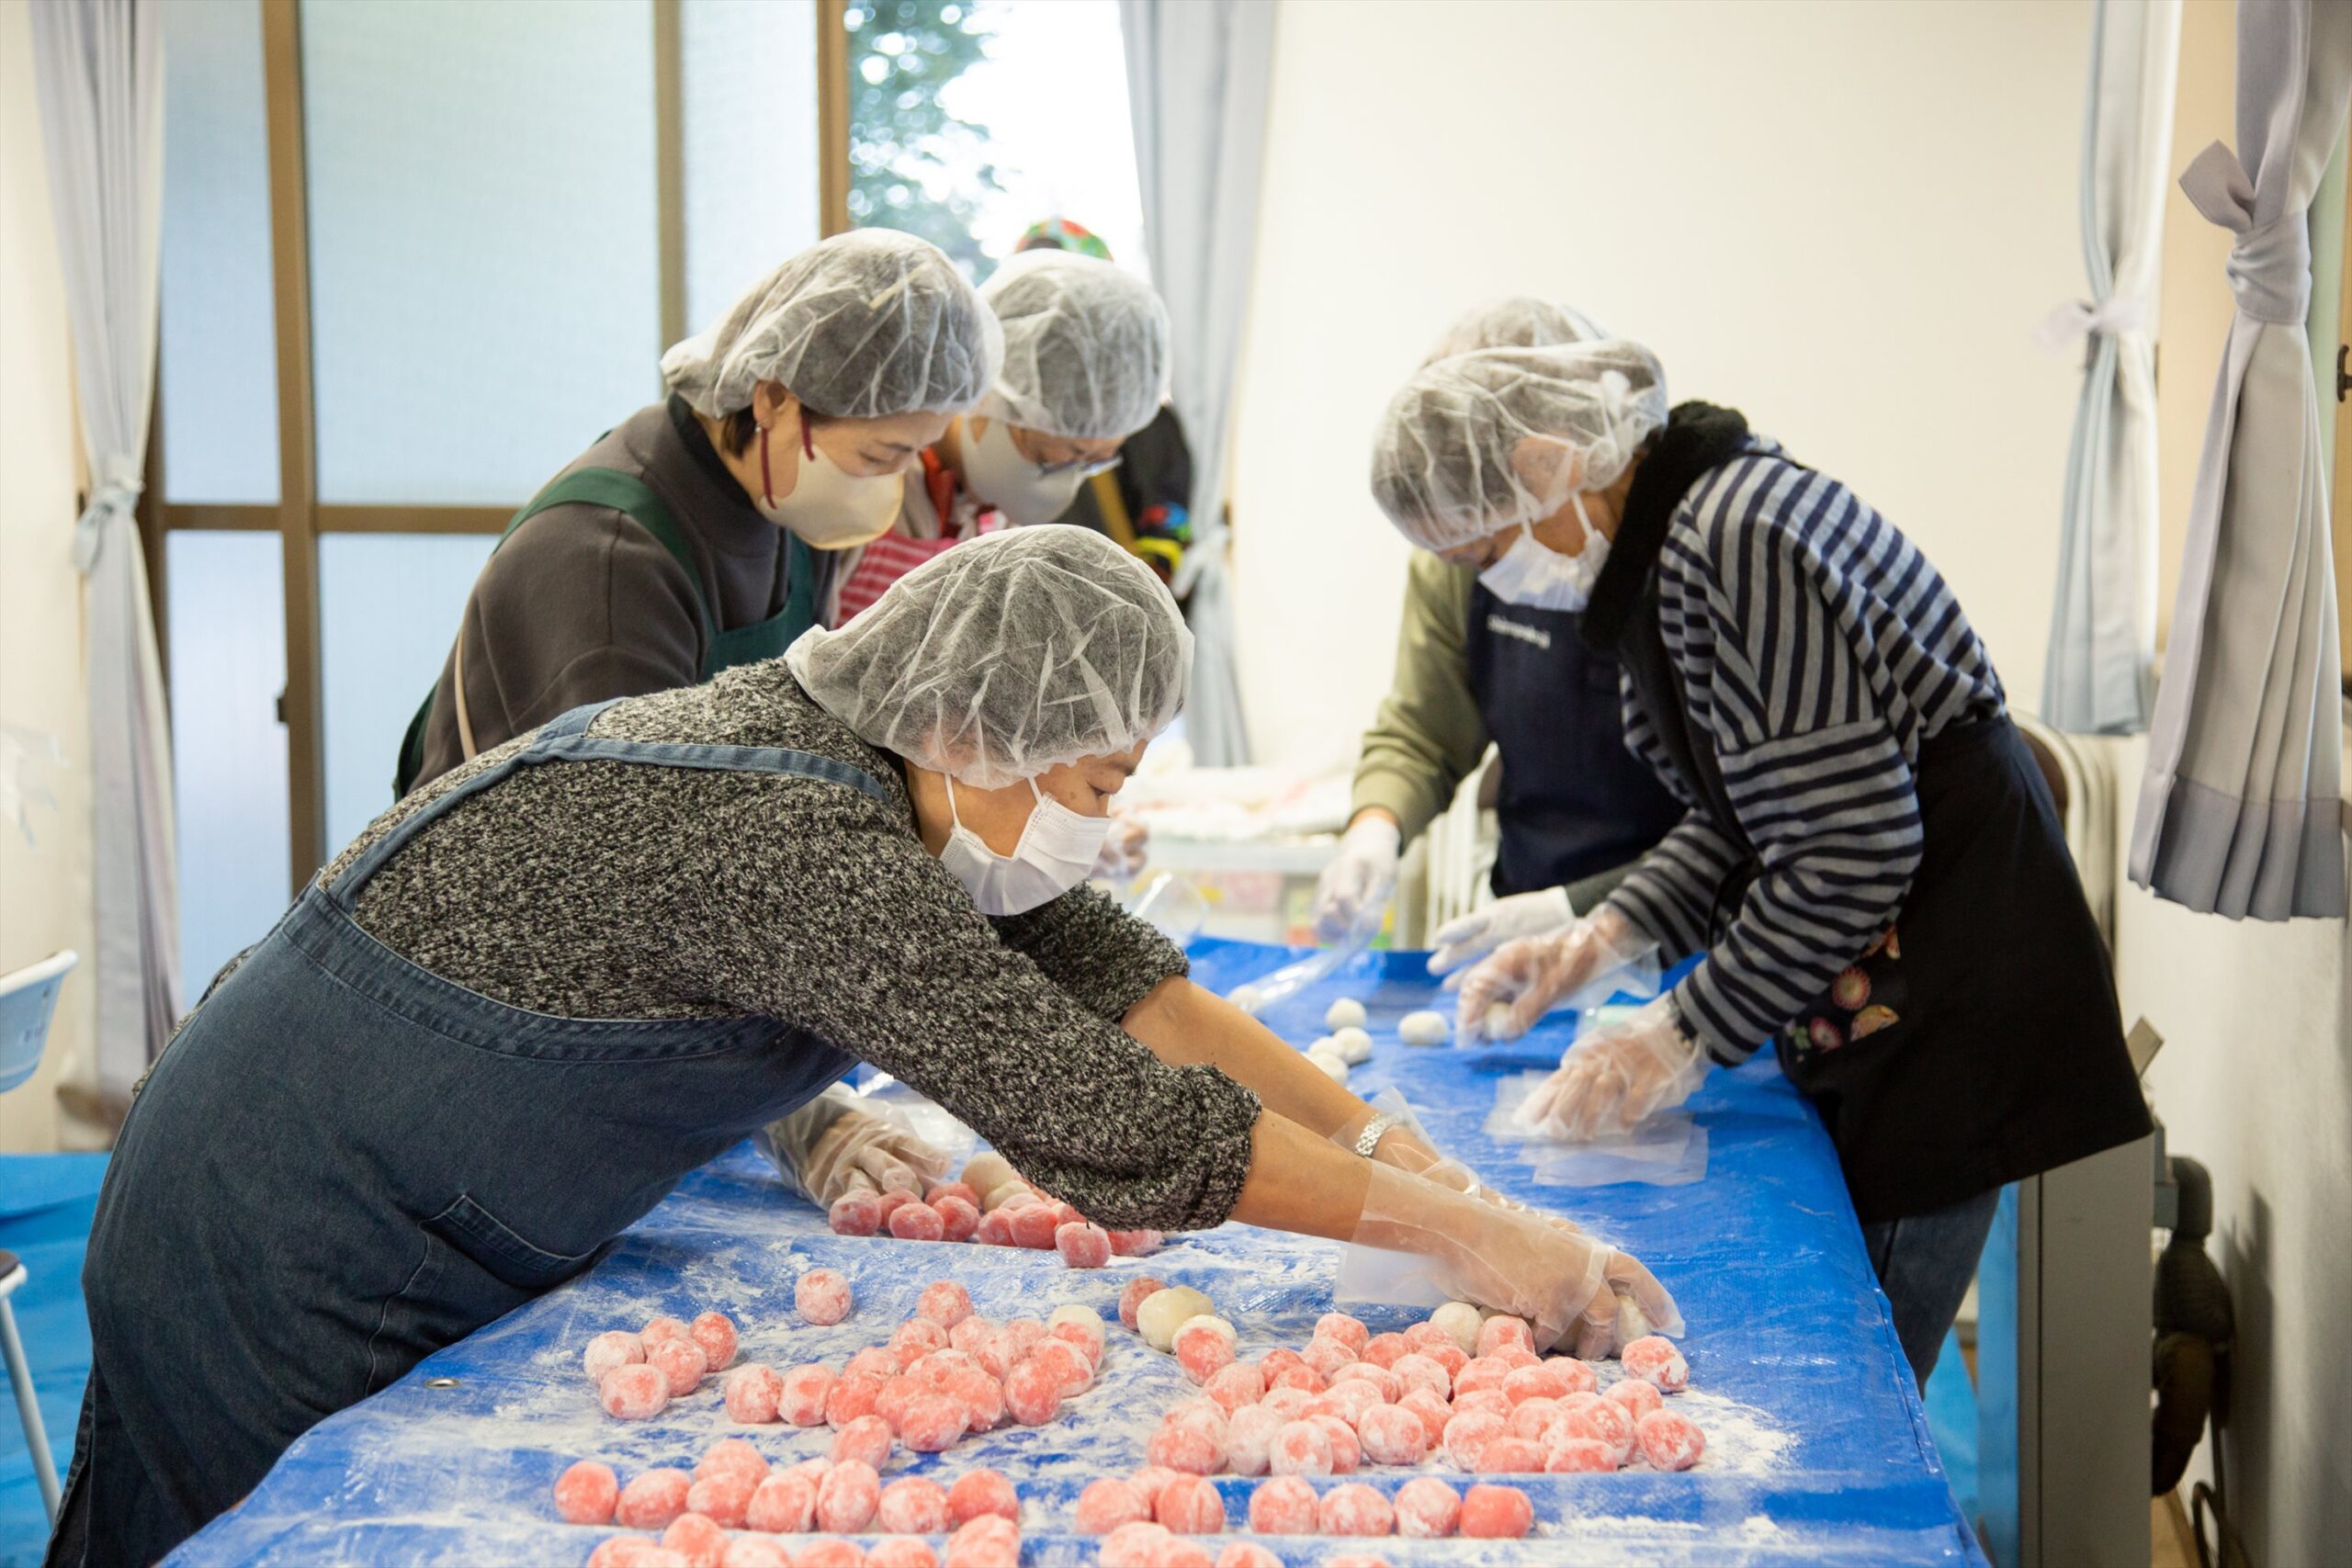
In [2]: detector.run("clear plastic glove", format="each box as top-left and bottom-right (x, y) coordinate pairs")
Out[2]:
(1312, 815), (1401, 942)
(1521, 995), (1710, 1141)
(756, 1084), (955, 1206)
(1454, 905), (1655, 1042)
(1427, 885), (1575, 976)
(1353, 1162), (1681, 1357)
(1092, 813), (1148, 881)
(1340, 1089), (1580, 1234)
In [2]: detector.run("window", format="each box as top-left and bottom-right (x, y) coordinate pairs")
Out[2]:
(154, 0), (829, 982)
(845, 0), (1144, 276)
(152, 0), (1140, 981)
(300, 0), (662, 505)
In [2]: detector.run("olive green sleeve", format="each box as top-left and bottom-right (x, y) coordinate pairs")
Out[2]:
(1349, 553), (1490, 845)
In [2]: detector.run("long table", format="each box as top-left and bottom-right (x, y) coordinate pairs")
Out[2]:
(172, 941), (1985, 1565)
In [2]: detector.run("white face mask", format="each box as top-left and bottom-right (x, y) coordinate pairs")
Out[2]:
(1477, 493), (1611, 613)
(939, 775), (1114, 917)
(957, 418), (1094, 526)
(756, 420), (905, 550)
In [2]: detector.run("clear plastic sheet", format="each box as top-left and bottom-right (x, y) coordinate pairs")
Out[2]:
(1486, 1073), (1712, 1187)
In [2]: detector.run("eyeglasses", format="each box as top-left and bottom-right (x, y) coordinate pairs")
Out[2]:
(1034, 452), (1124, 479)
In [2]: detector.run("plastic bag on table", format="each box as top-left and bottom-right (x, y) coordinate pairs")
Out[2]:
(1125, 872), (1206, 946)
(1223, 928), (1374, 1016)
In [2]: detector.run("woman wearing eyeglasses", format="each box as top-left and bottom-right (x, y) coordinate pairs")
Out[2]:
(395, 230), (998, 800)
(826, 247), (1173, 624)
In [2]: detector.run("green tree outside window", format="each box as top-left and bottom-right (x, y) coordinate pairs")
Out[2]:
(844, 0), (1004, 272)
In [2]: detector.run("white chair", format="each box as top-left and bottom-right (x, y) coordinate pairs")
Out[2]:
(0, 949), (76, 1524)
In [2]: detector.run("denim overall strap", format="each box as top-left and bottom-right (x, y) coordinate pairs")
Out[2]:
(334, 699), (887, 909)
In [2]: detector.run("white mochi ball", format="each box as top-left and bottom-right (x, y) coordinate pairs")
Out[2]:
(1429, 1300), (1485, 1356)
(1323, 998), (1367, 1031)
(1398, 1010), (1450, 1046)
(1136, 1286), (1216, 1351)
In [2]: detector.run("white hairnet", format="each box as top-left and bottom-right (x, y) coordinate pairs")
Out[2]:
(1370, 340), (1670, 552)
(1421, 296), (1608, 365)
(785, 525), (1192, 788)
(662, 230), (1001, 420)
(977, 250), (1172, 440)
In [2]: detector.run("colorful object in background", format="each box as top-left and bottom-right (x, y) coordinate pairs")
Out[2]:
(1013, 216), (1113, 263)
(1128, 502), (1190, 587)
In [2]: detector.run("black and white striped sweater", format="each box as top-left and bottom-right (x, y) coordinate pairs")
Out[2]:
(1602, 437), (2007, 1063)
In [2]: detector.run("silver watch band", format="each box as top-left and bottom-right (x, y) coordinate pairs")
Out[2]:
(1353, 1111), (1404, 1159)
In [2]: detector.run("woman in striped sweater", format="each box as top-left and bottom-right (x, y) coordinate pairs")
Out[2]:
(1369, 338), (2149, 1384)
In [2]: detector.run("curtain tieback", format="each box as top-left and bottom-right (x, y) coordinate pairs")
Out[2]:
(2180, 139), (2312, 326)
(2034, 292), (2147, 357)
(73, 453), (145, 577)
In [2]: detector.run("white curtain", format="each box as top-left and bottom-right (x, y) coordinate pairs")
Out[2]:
(30, 0), (182, 1091)
(2039, 0), (2179, 734)
(1119, 0), (1274, 768)
(2130, 0), (2352, 919)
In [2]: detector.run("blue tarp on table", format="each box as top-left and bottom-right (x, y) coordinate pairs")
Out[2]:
(171, 942), (1986, 1565)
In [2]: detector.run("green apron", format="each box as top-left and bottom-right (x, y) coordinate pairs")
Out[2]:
(392, 468), (815, 797)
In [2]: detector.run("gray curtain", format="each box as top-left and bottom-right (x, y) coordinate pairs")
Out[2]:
(2130, 0), (2352, 919)
(30, 0), (182, 1089)
(2039, 0), (2178, 734)
(1118, 0), (1274, 768)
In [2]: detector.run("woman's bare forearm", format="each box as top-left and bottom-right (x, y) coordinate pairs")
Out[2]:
(1227, 1110), (1375, 1240)
(1123, 976), (1383, 1141)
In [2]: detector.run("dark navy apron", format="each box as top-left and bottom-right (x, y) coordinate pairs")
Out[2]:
(51, 702), (871, 1568)
(1598, 405), (2149, 1224)
(394, 468), (818, 797)
(1463, 585), (1683, 897)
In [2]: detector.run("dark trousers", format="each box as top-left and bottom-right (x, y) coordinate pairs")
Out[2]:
(1863, 1186), (2001, 1391)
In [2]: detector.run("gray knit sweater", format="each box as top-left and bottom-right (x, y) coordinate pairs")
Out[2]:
(317, 664), (1259, 1233)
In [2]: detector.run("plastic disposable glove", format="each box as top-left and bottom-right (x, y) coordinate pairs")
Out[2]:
(757, 1084), (955, 1206)
(1454, 905), (1654, 1042)
(1312, 815), (1402, 942)
(1520, 995), (1710, 1141)
(1352, 1162), (1682, 1357)
(1340, 1089), (1580, 1234)
(1427, 885), (1575, 976)
(1092, 812), (1148, 881)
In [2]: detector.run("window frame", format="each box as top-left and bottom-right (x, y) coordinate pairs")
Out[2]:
(141, 0), (853, 888)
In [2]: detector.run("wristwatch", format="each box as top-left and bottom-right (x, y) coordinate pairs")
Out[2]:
(1352, 1111), (1404, 1158)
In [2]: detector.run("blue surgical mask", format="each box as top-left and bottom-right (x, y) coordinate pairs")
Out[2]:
(1477, 493), (1611, 613)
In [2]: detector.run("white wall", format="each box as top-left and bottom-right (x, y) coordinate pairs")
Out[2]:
(1228, 0), (2092, 769)
(0, 2), (95, 1152)
(2112, 733), (2352, 1566)
(2109, 4), (2352, 1558)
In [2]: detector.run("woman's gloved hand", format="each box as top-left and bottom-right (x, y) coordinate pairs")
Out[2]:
(1454, 905), (1653, 1041)
(1340, 1091), (1579, 1234)
(758, 1085), (955, 1206)
(1353, 1163), (1681, 1358)
(1092, 812), (1148, 882)
(1520, 995), (1710, 1141)
(1427, 886), (1575, 976)
(1312, 814), (1401, 942)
